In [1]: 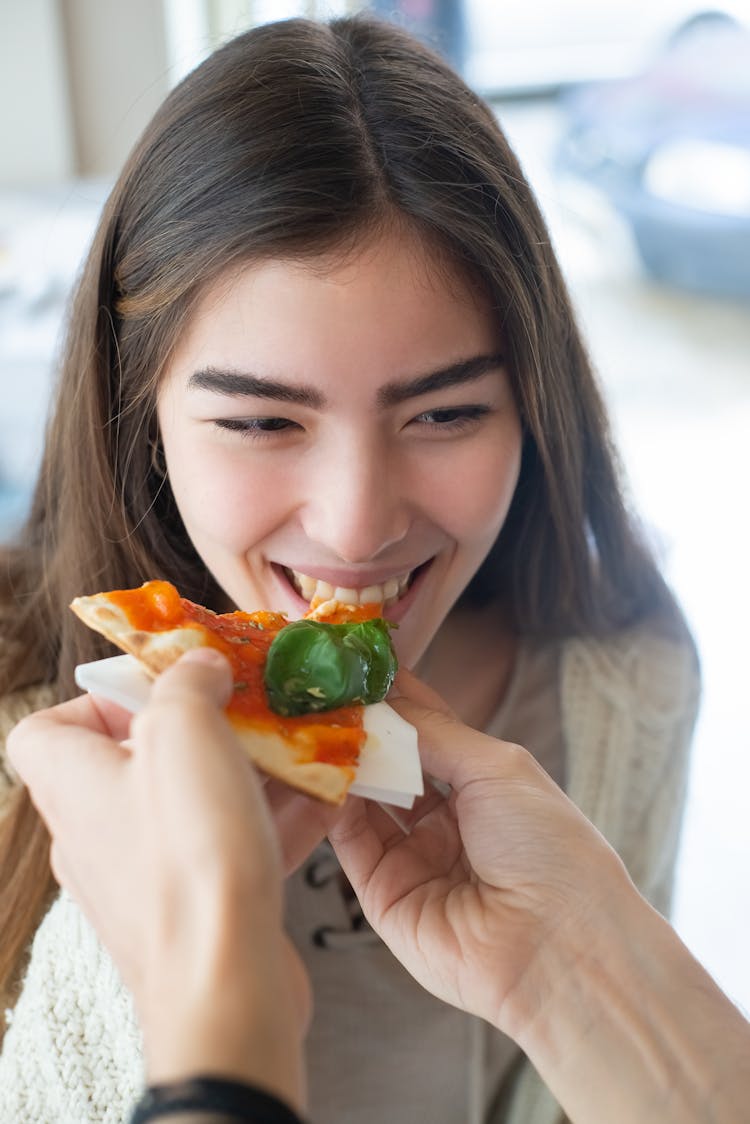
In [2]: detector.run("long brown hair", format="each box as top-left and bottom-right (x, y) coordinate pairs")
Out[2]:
(0, 15), (683, 1009)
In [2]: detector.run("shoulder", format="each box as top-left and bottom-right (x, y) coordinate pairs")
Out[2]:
(558, 620), (701, 911)
(559, 618), (700, 836)
(0, 685), (57, 798)
(561, 618), (700, 730)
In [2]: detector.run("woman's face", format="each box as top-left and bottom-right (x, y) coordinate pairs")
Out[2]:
(158, 227), (522, 666)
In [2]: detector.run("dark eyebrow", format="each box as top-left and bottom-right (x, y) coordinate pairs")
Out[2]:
(377, 353), (506, 408)
(187, 352), (505, 411)
(187, 368), (325, 408)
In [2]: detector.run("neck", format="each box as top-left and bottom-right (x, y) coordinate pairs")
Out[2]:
(418, 602), (518, 729)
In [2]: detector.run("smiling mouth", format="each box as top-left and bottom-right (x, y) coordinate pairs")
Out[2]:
(283, 567), (422, 609)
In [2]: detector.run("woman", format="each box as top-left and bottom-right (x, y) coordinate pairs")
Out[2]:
(0, 15), (699, 1124)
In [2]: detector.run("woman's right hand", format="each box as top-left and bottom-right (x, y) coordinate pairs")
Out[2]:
(328, 670), (632, 1040)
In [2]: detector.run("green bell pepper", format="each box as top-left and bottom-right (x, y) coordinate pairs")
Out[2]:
(264, 617), (398, 717)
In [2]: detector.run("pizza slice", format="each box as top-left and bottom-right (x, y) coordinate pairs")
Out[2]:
(70, 580), (399, 805)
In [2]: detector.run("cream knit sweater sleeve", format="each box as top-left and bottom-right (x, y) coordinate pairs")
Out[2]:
(502, 621), (701, 1124)
(0, 892), (143, 1124)
(0, 686), (143, 1124)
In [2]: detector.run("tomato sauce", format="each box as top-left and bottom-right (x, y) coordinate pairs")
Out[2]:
(309, 601), (384, 625)
(108, 581), (365, 768)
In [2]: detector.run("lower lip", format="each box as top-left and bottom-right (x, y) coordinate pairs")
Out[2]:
(270, 561), (433, 621)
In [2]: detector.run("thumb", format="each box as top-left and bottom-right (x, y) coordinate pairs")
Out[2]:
(388, 667), (458, 717)
(388, 668), (504, 792)
(150, 648), (235, 709)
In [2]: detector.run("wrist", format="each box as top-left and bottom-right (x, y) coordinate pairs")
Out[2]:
(131, 1075), (305, 1124)
(502, 870), (661, 1122)
(139, 907), (306, 1112)
(504, 864), (750, 1124)
(142, 980), (305, 1112)
(497, 845), (635, 1044)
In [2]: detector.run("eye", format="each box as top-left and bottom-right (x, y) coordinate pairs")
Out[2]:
(213, 416), (301, 439)
(410, 405), (492, 433)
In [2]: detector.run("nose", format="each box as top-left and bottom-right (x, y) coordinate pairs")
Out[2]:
(299, 435), (410, 563)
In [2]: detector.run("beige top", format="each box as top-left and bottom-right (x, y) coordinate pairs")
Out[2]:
(0, 623), (700, 1124)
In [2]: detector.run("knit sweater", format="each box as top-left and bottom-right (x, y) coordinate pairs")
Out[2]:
(0, 623), (700, 1124)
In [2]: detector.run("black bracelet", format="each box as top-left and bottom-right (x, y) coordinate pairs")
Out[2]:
(129, 1075), (305, 1124)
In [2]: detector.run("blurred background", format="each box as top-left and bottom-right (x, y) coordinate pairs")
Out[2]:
(2, 0), (749, 1015)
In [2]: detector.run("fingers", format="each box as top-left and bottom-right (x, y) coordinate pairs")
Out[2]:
(130, 649), (240, 776)
(9, 651), (234, 809)
(85, 696), (135, 742)
(389, 668), (459, 719)
(7, 689), (132, 775)
(7, 683), (140, 822)
(328, 797), (389, 890)
(264, 781), (342, 875)
(130, 651), (278, 860)
(389, 667), (490, 788)
(389, 671), (556, 802)
(7, 705), (132, 829)
(389, 696), (493, 790)
(329, 667), (508, 887)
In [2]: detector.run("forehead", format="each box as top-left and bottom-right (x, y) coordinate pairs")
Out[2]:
(166, 226), (499, 385)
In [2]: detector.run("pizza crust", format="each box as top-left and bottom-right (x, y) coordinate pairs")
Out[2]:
(70, 596), (208, 674)
(232, 724), (354, 804)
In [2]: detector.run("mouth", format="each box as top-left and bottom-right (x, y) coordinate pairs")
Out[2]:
(281, 564), (428, 611)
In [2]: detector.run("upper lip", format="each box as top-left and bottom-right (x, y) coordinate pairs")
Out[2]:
(275, 562), (429, 588)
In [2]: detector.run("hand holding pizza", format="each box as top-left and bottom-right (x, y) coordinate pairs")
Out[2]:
(7, 650), (309, 1113)
(330, 670), (750, 1124)
(328, 670), (631, 1041)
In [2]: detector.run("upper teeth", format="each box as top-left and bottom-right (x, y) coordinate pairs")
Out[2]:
(288, 569), (411, 606)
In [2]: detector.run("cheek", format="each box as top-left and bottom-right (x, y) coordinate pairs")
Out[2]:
(430, 430), (522, 544)
(164, 437), (284, 553)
